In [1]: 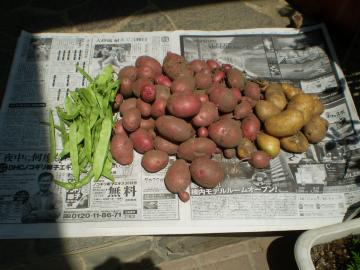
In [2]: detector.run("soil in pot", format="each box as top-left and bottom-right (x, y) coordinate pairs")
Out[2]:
(311, 234), (360, 270)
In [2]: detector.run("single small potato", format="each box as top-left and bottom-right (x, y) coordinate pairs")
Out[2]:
(303, 115), (329, 143)
(155, 115), (195, 143)
(244, 81), (261, 100)
(136, 99), (152, 118)
(255, 100), (281, 122)
(151, 97), (167, 118)
(312, 95), (325, 115)
(164, 159), (191, 193)
(118, 66), (138, 81)
(178, 191), (190, 203)
(265, 84), (287, 111)
(264, 109), (304, 137)
(122, 108), (141, 132)
(192, 101), (219, 127)
(249, 151), (271, 169)
(209, 86), (237, 113)
(129, 128), (154, 154)
(154, 136), (179, 155)
(208, 118), (242, 148)
(190, 158), (225, 188)
(281, 83), (304, 100)
(234, 100), (253, 120)
(236, 138), (257, 159)
(111, 134), (134, 165)
(256, 132), (280, 158)
(280, 131), (309, 153)
(167, 92), (202, 118)
(141, 150), (169, 173)
(119, 98), (137, 116)
(140, 118), (155, 130)
(241, 114), (261, 141)
(226, 68), (246, 89)
(135, 55), (162, 76)
(287, 93), (315, 124)
(177, 138), (217, 162)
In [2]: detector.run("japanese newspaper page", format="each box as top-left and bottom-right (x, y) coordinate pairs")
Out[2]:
(0, 25), (359, 238)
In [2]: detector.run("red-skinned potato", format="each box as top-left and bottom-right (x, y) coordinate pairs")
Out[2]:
(135, 55), (162, 76)
(140, 85), (156, 103)
(154, 136), (179, 155)
(241, 114), (261, 141)
(208, 118), (242, 148)
(195, 70), (213, 90)
(226, 68), (246, 89)
(155, 75), (172, 88)
(249, 151), (271, 169)
(209, 86), (237, 113)
(244, 81), (261, 100)
(111, 134), (134, 165)
(118, 66), (137, 81)
(113, 119), (127, 136)
(231, 88), (242, 103)
(119, 98), (137, 116)
(195, 92), (209, 103)
(167, 92), (202, 118)
(155, 85), (171, 100)
(132, 78), (154, 97)
(122, 108), (141, 132)
(162, 52), (188, 80)
(165, 159), (191, 193)
(170, 76), (195, 93)
(140, 118), (155, 130)
(190, 158), (224, 188)
(141, 150), (169, 173)
(178, 191), (190, 202)
(213, 70), (225, 83)
(192, 101), (219, 127)
(113, 93), (124, 110)
(136, 99), (152, 118)
(234, 100), (253, 120)
(190, 59), (207, 73)
(155, 115), (195, 143)
(206, 59), (220, 70)
(129, 128), (154, 154)
(137, 65), (156, 80)
(197, 127), (208, 137)
(151, 97), (167, 118)
(119, 77), (133, 98)
(177, 138), (217, 162)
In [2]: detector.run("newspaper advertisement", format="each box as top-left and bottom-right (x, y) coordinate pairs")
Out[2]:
(0, 25), (359, 238)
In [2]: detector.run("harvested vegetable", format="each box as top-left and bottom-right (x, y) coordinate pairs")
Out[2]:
(51, 65), (119, 189)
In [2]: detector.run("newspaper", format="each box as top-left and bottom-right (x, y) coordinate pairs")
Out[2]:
(0, 25), (359, 239)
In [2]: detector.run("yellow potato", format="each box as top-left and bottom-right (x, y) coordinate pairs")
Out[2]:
(264, 109), (304, 137)
(256, 132), (280, 158)
(312, 95), (325, 115)
(280, 131), (309, 153)
(287, 93), (315, 124)
(255, 100), (281, 122)
(265, 83), (287, 110)
(303, 115), (329, 143)
(281, 83), (304, 100)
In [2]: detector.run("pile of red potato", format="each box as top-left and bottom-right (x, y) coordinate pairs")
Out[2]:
(111, 52), (328, 202)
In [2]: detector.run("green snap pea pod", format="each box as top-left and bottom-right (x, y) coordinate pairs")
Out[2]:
(89, 109), (99, 129)
(84, 119), (92, 162)
(95, 65), (113, 87)
(56, 107), (79, 121)
(93, 116), (112, 180)
(48, 110), (56, 163)
(79, 87), (97, 106)
(99, 153), (114, 182)
(72, 170), (94, 189)
(64, 95), (76, 115)
(76, 65), (94, 83)
(53, 170), (94, 190)
(69, 122), (80, 181)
